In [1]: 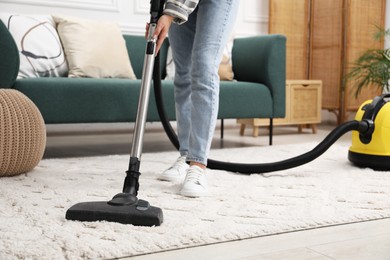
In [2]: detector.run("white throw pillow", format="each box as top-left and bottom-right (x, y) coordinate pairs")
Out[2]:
(0, 13), (68, 78)
(52, 15), (136, 79)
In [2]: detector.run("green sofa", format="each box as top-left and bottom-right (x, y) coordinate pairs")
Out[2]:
(0, 20), (286, 143)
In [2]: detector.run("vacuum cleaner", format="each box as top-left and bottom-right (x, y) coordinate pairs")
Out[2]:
(349, 94), (390, 170)
(66, 0), (390, 227)
(65, 0), (165, 226)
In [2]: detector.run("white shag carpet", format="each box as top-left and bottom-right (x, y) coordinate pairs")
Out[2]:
(1, 142), (390, 259)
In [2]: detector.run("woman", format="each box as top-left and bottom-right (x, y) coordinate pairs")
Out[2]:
(150, 0), (239, 197)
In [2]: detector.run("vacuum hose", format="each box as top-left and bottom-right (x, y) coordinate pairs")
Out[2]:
(153, 55), (365, 174)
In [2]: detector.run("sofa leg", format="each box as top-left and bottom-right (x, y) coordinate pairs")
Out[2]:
(220, 119), (224, 139)
(269, 118), (273, 146)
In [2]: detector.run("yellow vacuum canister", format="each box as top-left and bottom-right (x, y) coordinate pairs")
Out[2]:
(349, 94), (390, 170)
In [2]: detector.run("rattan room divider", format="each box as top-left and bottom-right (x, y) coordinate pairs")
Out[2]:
(269, 0), (386, 123)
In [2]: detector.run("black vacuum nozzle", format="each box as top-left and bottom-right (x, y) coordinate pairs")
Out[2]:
(66, 198), (163, 226)
(65, 164), (163, 226)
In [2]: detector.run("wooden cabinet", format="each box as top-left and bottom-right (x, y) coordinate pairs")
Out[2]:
(237, 80), (322, 137)
(269, 0), (386, 123)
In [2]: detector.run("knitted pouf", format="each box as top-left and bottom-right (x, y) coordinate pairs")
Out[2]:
(0, 89), (46, 176)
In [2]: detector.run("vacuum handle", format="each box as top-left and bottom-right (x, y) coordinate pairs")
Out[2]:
(359, 93), (390, 144)
(150, 0), (165, 24)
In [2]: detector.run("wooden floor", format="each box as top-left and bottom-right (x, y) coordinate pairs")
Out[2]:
(129, 218), (390, 260)
(44, 120), (390, 259)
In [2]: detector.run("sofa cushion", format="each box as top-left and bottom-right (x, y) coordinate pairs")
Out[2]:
(53, 15), (137, 79)
(219, 81), (273, 118)
(12, 77), (176, 123)
(13, 77), (272, 123)
(0, 14), (68, 79)
(0, 20), (19, 88)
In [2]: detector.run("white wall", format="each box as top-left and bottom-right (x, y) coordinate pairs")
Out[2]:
(0, 0), (269, 36)
(2, 0), (389, 44)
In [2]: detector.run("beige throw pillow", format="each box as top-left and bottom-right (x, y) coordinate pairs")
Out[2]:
(53, 15), (136, 79)
(218, 54), (234, 81)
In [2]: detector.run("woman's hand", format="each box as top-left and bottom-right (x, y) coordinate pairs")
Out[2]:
(145, 15), (174, 54)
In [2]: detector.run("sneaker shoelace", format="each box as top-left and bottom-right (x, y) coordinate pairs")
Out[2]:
(169, 156), (187, 171)
(185, 167), (204, 185)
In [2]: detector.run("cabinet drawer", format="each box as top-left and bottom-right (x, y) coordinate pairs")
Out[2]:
(290, 83), (322, 123)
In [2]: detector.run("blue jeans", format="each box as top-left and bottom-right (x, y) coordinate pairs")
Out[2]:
(168, 0), (239, 165)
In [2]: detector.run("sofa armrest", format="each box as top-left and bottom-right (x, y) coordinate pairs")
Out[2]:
(232, 34), (286, 118)
(0, 20), (20, 88)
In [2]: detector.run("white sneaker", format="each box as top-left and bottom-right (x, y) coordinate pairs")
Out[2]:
(158, 156), (189, 182)
(180, 165), (207, 197)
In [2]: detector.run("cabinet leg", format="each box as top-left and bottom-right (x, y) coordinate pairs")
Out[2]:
(252, 126), (259, 137)
(239, 124), (245, 136)
(311, 124), (317, 134)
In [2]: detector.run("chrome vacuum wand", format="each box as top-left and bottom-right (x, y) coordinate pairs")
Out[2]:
(129, 0), (160, 161)
(116, 7), (159, 201)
